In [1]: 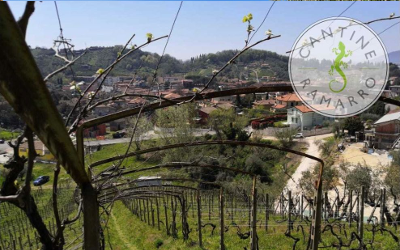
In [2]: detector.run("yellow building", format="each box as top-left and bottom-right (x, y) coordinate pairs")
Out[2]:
(19, 140), (54, 161)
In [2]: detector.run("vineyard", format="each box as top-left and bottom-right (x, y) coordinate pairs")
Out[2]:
(0, 181), (84, 250)
(99, 181), (400, 250)
(1, 1), (400, 249)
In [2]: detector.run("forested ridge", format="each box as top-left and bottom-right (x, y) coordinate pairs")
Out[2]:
(31, 46), (289, 80)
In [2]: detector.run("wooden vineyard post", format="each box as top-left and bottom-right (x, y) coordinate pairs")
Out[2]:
(288, 190), (292, 234)
(209, 194), (211, 220)
(356, 192), (360, 231)
(147, 199), (150, 225)
(139, 199), (143, 221)
(300, 194), (304, 221)
(231, 194), (234, 223)
(164, 197), (170, 236)
(280, 193), (283, 217)
(358, 186), (365, 249)
(151, 199), (155, 227)
(197, 188), (203, 248)
(171, 197), (177, 238)
(181, 196), (189, 240)
(348, 190), (353, 228)
(248, 198), (251, 226)
(156, 197), (160, 230)
(324, 192), (328, 221)
(220, 187), (225, 250)
(265, 193), (269, 232)
(310, 178), (323, 250)
(380, 188), (386, 228)
(250, 176), (258, 250)
(192, 191), (195, 219)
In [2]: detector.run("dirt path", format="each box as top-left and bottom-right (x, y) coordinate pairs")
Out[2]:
(111, 212), (137, 250)
(285, 134), (333, 194)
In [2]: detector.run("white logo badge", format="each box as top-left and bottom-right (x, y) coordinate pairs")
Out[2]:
(289, 17), (389, 118)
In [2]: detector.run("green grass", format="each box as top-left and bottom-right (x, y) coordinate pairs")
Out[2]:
(105, 200), (400, 250)
(2, 139), (398, 250)
(0, 130), (18, 140)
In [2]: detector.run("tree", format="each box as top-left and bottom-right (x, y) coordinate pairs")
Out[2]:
(274, 128), (296, 148)
(343, 116), (364, 136)
(244, 154), (272, 183)
(208, 108), (249, 140)
(345, 164), (372, 192)
(154, 103), (197, 163)
(129, 116), (152, 159)
(385, 160), (400, 196)
(331, 120), (344, 138)
(364, 101), (385, 116)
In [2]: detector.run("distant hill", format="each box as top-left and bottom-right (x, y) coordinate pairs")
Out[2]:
(30, 46), (289, 82)
(389, 50), (400, 65)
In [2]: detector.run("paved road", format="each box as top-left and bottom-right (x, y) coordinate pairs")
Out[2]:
(83, 128), (216, 147)
(0, 143), (12, 164)
(0, 143), (12, 154)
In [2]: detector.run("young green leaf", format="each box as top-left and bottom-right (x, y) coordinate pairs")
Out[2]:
(146, 33), (153, 43)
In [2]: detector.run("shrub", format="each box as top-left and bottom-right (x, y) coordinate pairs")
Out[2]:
(360, 113), (380, 122)
(322, 120), (331, 127)
(274, 128), (297, 148)
(155, 239), (163, 248)
(273, 121), (287, 128)
(204, 134), (212, 141)
(345, 164), (372, 192)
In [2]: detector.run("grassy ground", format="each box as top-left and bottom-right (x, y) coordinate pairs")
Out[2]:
(0, 130), (18, 140)
(105, 200), (400, 250)
(2, 139), (398, 250)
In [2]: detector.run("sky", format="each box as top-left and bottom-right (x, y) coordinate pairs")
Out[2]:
(7, 1), (400, 61)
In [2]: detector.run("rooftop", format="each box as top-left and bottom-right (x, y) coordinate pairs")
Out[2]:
(375, 111), (400, 124)
(199, 106), (217, 114)
(276, 93), (301, 102)
(273, 104), (286, 109)
(294, 105), (314, 113)
(253, 99), (275, 105)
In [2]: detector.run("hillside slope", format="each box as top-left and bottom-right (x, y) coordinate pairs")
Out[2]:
(31, 46), (289, 81)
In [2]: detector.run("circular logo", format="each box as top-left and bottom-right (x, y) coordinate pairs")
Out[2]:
(289, 17), (388, 118)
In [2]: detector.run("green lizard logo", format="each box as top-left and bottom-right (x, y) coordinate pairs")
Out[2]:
(328, 41), (352, 93)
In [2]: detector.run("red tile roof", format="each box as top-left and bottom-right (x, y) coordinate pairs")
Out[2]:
(295, 105), (313, 113)
(276, 93), (301, 102)
(164, 93), (182, 99)
(273, 104), (286, 109)
(199, 106), (217, 114)
(128, 97), (146, 105)
(294, 104), (335, 113)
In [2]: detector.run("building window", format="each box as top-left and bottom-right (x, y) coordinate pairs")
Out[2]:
(292, 117), (294, 122)
(295, 118), (298, 123)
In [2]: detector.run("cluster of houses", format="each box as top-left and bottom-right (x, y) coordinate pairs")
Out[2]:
(54, 71), (400, 150)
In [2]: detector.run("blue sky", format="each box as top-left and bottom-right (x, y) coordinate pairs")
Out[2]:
(7, 1), (400, 60)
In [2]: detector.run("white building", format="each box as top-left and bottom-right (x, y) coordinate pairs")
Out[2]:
(287, 105), (334, 131)
(137, 176), (162, 187)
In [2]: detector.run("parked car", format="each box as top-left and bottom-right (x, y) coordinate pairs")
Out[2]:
(294, 133), (304, 138)
(0, 139), (4, 144)
(112, 131), (126, 139)
(33, 176), (50, 186)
